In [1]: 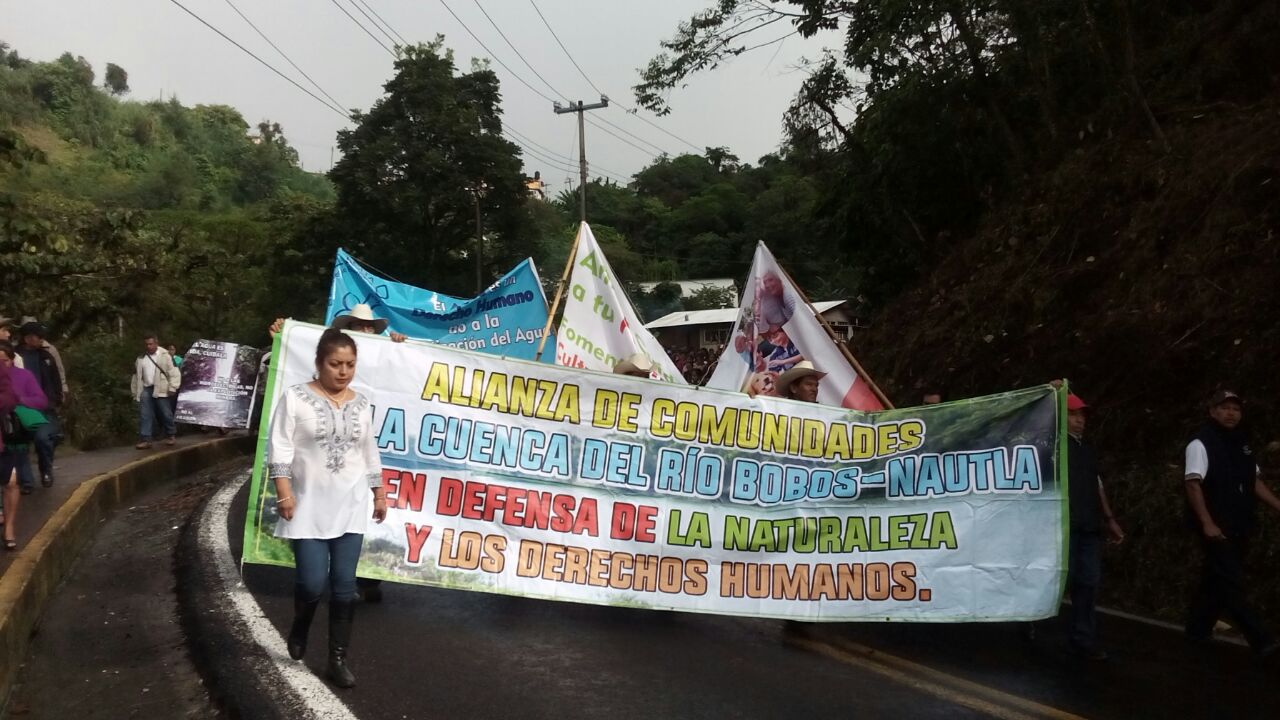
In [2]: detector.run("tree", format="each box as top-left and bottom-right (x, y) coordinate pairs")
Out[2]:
(328, 39), (532, 295)
(103, 62), (129, 95)
(684, 285), (736, 310)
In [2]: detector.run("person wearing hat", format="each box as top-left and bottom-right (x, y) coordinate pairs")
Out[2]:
(16, 317), (66, 397)
(1183, 390), (1280, 656)
(778, 361), (826, 403)
(613, 353), (655, 379)
(270, 304), (408, 343)
(0, 318), (21, 369)
(1063, 393), (1125, 660)
(15, 321), (63, 489)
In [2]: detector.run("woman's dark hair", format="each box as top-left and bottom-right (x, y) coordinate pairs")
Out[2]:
(315, 328), (358, 366)
(0, 341), (13, 360)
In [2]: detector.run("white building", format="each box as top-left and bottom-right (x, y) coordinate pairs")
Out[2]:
(645, 300), (866, 350)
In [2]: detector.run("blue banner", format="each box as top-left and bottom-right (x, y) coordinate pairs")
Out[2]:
(326, 249), (552, 361)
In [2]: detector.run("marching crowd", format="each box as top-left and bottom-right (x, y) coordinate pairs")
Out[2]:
(0, 301), (1277, 694)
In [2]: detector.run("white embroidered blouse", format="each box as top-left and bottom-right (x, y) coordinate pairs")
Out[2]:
(268, 383), (382, 540)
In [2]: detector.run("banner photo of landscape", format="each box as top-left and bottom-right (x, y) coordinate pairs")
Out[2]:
(555, 223), (685, 383)
(174, 340), (262, 429)
(326, 248), (552, 361)
(244, 322), (1067, 622)
(706, 242), (884, 410)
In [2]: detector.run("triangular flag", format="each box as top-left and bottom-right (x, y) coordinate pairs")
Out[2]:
(554, 223), (686, 383)
(705, 242), (884, 409)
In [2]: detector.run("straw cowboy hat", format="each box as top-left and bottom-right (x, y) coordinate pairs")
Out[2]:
(778, 361), (827, 394)
(331, 304), (389, 334)
(613, 352), (655, 377)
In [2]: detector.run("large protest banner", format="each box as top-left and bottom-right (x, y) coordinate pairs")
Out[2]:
(554, 224), (685, 383)
(174, 340), (261, 428)
(327, 248), (551, 360)
(706, 242), (883, 410)
(244, 322), (1067, 622)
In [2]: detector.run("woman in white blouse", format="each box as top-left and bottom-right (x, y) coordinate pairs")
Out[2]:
(269, 328), (387, 689)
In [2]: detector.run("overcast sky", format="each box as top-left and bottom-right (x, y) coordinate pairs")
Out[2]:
(2, 1), (836, 189)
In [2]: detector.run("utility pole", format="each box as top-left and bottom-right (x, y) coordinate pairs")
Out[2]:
(469, 183), (488, 293)
(473, 191), (483, 293)
(553, 96), (608, 222)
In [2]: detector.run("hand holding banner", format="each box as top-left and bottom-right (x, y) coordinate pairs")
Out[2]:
(706, 242), (883, 409)
(244, 322), (1067, 622)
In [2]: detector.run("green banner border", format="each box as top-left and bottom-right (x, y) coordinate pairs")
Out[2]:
(240, 327), (287, 568)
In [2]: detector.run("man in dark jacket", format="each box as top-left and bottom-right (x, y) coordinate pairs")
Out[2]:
(15, 322), (61, 489)
(1065, 393), (1125, 660)
(1184, 390), (1280, 656)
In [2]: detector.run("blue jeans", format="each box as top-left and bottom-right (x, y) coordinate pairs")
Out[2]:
(139, 386), (176, 441)
(15, 448), (35, 490)
(292, 533), (364, 603)
(33, 411), (59, 478)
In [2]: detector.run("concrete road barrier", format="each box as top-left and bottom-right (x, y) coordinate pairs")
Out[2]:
(0, 435), (255, 708)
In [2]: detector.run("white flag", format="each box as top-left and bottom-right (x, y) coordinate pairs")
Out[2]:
(554, 223), (686, 383)
(705, 242), (883, 409)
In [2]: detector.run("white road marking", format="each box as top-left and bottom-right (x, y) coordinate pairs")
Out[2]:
(202, 473), (360, 720)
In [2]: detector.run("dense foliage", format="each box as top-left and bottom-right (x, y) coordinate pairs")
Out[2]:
(0, 43), (332, 446)
(634, 0), (1280, 625)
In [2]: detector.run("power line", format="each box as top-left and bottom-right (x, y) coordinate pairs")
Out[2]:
(347, 0), (402, 49)
(528, 0), (703, 152)
(328, 0), (395, 57)
(438, 0), (560, 104)
(323, 0), (628, 184)
(471, 0), (566, 102)
(353, 0), (410, 46)
(588, 115), (668, 156)
(220, 0), (350, 117)
(585, 117), (663, 157)
(439, 0), (671, 161)
(504, 123), (627, 179)
(164, 0), (352, 121)
(471, 1), (674, 157)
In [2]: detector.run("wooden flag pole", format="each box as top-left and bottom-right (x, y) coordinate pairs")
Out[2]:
(535, 222), (584, 360)
(777, 264), (895, 409)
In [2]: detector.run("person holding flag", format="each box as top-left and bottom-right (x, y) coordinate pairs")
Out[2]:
(707, 243), (886, 410)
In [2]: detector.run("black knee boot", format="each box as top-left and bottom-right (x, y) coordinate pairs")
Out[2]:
(288, 590), (320, 660)
(327, 599), (357, 688)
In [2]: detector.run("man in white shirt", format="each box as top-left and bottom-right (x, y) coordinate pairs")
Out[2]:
(131, 334), (181, 449)
(1183, 390), (1280, 656)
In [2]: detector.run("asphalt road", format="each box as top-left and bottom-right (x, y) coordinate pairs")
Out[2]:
(222, 475), (1280, 720)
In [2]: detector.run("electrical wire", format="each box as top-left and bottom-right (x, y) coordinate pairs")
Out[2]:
(354, 0), (410, 46)
(505, 123), (627, 180)
(471, 0), (566, 102)
(164, 0), (352, 121)
(347, 0), (402, 49)
(220, 0), (350, 117)
(439, 0), (671, 160)
(471, 0), (675, 157)
(328, 0), (395, 57)
(528, 0), (703, 152)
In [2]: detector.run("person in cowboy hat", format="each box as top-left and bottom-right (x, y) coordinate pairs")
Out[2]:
(613, 353), (655, 379)
(778, 361), (826, 403)
(0, 318), (20, 367)
(270, 304), (407, 343)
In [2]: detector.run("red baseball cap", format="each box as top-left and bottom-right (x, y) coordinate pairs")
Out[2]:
(1066, 394), (1089, 411)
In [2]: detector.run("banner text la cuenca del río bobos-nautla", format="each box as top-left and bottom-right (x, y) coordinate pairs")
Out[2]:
(243, 322), (1068, 622)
